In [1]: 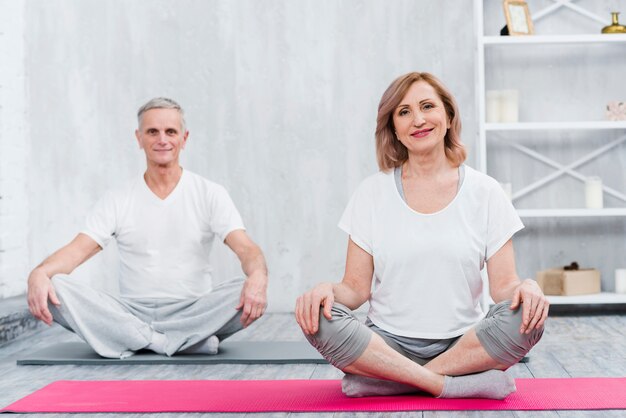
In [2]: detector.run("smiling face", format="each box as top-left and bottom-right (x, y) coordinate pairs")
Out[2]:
(392, 80), (450, 157)
(135, 108), (189, 168)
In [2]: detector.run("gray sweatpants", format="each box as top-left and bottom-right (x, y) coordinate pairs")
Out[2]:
(305, 301), (544, 397)
(50, 274), (245, 359)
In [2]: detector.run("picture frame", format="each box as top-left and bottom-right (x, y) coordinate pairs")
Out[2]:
(502, 0), (534, 35)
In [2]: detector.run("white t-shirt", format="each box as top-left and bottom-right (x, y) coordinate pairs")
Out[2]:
(81, 169), (245, 300)
(338, 165), (523, 339)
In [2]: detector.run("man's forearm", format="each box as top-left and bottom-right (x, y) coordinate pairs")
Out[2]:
(240, 246), (268, 279)
(29, 250), (78, 282)
(28, 234), (101, 281)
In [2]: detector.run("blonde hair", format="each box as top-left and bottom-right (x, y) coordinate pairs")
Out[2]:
(375, 72), (466, 171)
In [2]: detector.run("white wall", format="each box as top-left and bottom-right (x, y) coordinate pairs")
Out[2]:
(0, 0), (29, 298)
(2, 0), (624, 309)
(1, 0), (477, 310)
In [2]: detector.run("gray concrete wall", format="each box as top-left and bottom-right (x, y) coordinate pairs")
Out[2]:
(1, 0), (624, 310)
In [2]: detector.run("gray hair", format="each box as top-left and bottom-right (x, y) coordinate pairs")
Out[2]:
(137, 97), (187, 131)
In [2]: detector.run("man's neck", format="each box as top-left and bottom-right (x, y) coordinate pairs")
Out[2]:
(143, 164), (183, 200)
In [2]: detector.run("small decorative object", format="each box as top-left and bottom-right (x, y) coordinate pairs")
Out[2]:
(601, 12), (626, 34)
(584, 176), (603, 209)
(500, 90), (519, 123)
(485, 90), (519, 123)
(502, 0), (534, 36)
(615, 269), (626, 293)
(486, 91), (501, 123)
(606, 101), (626, 121)
(536, 263), (601, 296)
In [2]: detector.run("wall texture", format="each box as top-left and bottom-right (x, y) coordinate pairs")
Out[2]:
(0, 0), (29, 298)
(1, 0), (624, 310)
(3, 0), (477, 309)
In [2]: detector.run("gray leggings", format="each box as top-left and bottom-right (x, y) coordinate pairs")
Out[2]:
(304, 301), (544, 396)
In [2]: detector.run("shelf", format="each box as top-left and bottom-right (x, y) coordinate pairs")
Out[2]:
(485, 121), (626, 131)
(517, 208), (626, 218)
(483, 34), (626, 45)
(488, 293), (626, 315)
(547, 292), (626, 305)
(546, 292), (626, 315)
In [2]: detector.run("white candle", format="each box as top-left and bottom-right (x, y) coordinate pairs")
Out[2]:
(500, 90), (519, 123)
(616, 269), (626, 294)
(585, 177), (604, 209)
(500, 182), (512, 201)
(486, 91), (501, 123)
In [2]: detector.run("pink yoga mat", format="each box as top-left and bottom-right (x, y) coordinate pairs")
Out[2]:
(2, 378), (626, 413)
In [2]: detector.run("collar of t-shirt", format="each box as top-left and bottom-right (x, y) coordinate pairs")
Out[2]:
(394, 164), (465, 203)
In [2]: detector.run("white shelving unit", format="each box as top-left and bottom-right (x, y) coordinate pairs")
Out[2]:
(475, 0), (626, 310)
(484, 33), (626, 45)
(486, 121), (626, 131)
(548, 292), (626, 305)
(475, 0), (626, 216)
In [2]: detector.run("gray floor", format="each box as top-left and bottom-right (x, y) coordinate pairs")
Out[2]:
(1, 313), (625, 417)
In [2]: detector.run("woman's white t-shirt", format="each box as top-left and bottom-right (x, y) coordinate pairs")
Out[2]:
(81, 170), (245, 300)
(338, 165), (523, 339)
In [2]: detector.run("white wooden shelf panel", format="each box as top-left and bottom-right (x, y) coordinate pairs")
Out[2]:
(547, 292), (626, 305)
(517, 208), (626, 218)
(483, 34), (626, 45)
(486, 121), (626, 131)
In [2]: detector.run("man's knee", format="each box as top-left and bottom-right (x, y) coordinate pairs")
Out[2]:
(304, 303), (371, 369)
(47, 276), (75, 330)
(476, 300), (544, 367)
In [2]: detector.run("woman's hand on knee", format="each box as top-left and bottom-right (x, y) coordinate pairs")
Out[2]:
(510, 279), (549, 334)
(295, 283), (335, 335)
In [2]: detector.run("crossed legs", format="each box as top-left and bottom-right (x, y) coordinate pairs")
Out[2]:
(49, 274), (246, 358)
(305, 302), (543, 398)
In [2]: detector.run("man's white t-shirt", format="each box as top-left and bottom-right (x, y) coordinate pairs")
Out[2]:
(82, 169), (245, 300)
(338, 165), (523, 339)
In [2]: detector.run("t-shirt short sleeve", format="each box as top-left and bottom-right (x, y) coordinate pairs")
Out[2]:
(209, 185), (246, 242)
(338, 179), (374, 255)
(485, 182), (524, 260)
(81, 191), (117, 248)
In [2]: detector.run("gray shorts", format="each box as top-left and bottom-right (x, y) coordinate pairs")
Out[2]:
(305, 300), (544, 370)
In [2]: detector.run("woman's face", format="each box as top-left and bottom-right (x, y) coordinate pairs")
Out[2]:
(392, 81), (450, 157)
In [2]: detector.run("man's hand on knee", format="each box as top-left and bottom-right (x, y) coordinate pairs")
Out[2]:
(236, 271), (268, 327)
(27, 268), (60, 326)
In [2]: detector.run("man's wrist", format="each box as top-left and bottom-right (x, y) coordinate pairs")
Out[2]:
(29, 266), (51, 282)
(246, 268), (268, 280)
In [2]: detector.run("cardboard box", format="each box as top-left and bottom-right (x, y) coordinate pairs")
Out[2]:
(536, 268), (601, 296)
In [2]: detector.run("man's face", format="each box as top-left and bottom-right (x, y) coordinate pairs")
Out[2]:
(135, 108), (188, 167)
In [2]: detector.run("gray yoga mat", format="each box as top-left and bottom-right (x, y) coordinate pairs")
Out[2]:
(17, 341), (326, 365)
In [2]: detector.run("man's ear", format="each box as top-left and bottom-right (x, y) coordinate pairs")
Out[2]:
(181, 130), (189, 149)
(135, 130), (143, 149)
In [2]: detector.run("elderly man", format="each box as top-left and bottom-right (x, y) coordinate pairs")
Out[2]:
(27, 97), (268, 359)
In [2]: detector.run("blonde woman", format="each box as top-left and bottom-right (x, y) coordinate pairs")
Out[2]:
(295, 72), (547, 399)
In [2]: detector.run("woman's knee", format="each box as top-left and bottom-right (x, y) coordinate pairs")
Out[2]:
(476, 300), (545, 366)
(304, 303), (372, 369)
